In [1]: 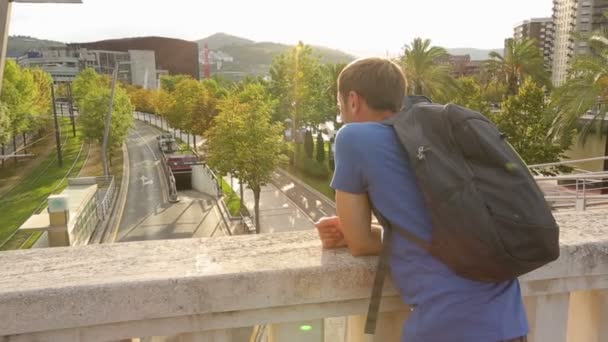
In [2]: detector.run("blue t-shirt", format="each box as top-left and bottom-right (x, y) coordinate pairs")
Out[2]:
(331, 122), (529, 342)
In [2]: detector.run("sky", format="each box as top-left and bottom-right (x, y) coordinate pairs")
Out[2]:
(9, 0), (552, 57)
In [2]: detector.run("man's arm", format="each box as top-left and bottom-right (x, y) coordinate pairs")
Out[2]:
(336, 190), (383, 256)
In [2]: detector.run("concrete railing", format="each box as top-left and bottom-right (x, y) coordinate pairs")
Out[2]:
(1, 209), (608, 342)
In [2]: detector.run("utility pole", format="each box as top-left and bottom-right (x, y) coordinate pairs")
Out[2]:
(50, 83), (63, 167)
(292, 44), (300, 168)
(101, 61), (119, 177)
(0, 0), (11, 94)
(67, 82), (76, 137)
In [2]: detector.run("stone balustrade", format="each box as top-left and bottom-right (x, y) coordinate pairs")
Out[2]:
(1, 209), (608, 342)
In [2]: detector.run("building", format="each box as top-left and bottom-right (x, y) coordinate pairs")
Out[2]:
(552, 0), (608, 85)
(436, 54), (484, 77)
(513, 18), (554, 71)
(72, 36), (199, 80)
(17, 47), (158, 89)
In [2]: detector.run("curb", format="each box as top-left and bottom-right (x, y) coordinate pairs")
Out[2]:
(276, 168), (336, 208)
(106, 142), (130, 243)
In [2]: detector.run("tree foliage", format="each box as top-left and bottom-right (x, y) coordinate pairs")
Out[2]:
(1, 60), (37, 135)
(78, 84), (134, 157)
(72, 68), (110, 104)
(486, 38), (549, 96)
(400, 38), (456, 100)
(127, 86), (155, 114)
(316, 132), (325, 163)
(448, 77), (491, 114)
(552, 30), (608, 140)
(0, 102), (11, 144)
(304, 129), (314, 158)
(206, 83), (285, 232)
(493, 79), (573, 166)
(160, 74), (192, 93)
(268, 42), (330, 127)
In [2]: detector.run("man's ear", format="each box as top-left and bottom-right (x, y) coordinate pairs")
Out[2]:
(349, 91), (359, 116)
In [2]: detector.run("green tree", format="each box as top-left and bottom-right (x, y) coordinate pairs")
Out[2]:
(316, 132), (325, 163)
(487, 38), (549, 96)
(29, 68), (53, 131)
(207, 83), (285, 232)
(304, 130), (314, 158)
(493, 79), (573, 166)
(322, 63), (347, 129)
(0, 102), (10, 145)
(449, 77), (491, 114)
(400, 38), (456, 100)
(269, 42), (327, 127)
(128, 87), (156, 114)
(79, 86), (134, 159)
(153, 89), (174, 130)
(72, 68), (110, 105)
(551, 29), (608, 172)
(1, 60), (37, 149)
(192, 79), (227, 137)
(160, 74), (192, 93)
(166, 78), (205, 145)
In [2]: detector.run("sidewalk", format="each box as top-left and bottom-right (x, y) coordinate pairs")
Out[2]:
(133, 112), (205, 150)
(271, 169), (336, 220)
(223, 175), (314, 234)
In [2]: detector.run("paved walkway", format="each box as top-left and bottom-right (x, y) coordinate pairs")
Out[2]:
(133, 112), (205, 151)
(224, 174), (314, 234)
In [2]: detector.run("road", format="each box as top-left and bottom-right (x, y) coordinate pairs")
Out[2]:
(117, 121), (226, 242)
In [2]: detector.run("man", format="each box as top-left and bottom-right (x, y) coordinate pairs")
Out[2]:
(315, 57), (528, 342)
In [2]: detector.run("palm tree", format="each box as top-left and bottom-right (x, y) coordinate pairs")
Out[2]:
(487, 38), (549, 96)
(400, 38), (456, 100)
(552, 29), (608, 173)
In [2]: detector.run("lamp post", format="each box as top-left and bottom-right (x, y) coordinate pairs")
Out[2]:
(0, 0), (82, 93)
(292, 43), (302, 168)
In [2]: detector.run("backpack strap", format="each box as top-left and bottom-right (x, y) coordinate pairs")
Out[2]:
(383, 95), (432, 127)
(365, 205), (431, 335)
(364, 205), (393, 335)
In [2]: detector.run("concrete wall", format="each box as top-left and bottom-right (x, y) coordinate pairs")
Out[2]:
(191, 165), (220, 199)
(128, 50), (157, 89)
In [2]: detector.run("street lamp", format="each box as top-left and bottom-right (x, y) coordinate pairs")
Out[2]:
(0, 0), (82, 92)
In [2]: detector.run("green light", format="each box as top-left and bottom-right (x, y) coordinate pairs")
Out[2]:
(299, 325), (313, 332)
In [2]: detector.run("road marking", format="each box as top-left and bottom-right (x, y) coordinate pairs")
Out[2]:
(140, 175), (154, 186)
(133, 126), (159, 161)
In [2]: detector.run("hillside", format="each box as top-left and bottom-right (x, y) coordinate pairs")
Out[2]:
(7, 36), (65, 57)
(446, 48), (502, 61)
(196, 32), (254, 50)
(195, 33), (355, 79)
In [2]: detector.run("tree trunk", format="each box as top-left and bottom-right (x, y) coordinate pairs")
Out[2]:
(602, 134), (608, 195)
(239, 178), (244, 213)
(253, 186), (261, 234)
(193, 134), (197, 151)
(1, 144), (4, 168)
(70, 115), (76, 137)
(187, 133), (190, 147)
(13, 134), (17, 165)
(23, 132), (27, 154)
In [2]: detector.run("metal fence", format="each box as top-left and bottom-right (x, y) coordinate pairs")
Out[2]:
(529, 157), (608, 211)
(96, 176), (116, 221)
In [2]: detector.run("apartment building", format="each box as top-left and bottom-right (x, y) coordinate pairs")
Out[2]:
(552, 0), (608, 85)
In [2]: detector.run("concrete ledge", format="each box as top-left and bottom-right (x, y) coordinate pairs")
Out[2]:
(1, 209), (608, 340)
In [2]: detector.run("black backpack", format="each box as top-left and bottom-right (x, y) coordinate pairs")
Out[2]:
(365, 96), (560, 334)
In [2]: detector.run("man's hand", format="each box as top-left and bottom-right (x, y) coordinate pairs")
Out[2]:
(315, 216), (347, 249)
